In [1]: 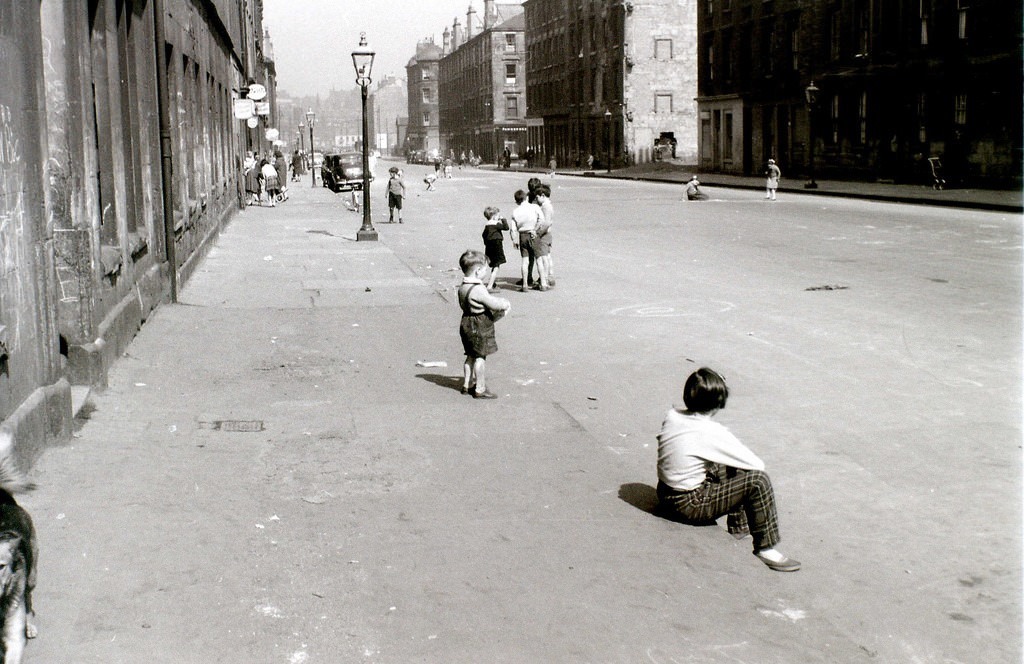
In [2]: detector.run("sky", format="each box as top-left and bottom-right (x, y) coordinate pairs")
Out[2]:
(263, 0), (485, 96)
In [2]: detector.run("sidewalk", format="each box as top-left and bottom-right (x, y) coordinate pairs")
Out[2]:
(491, 161), (1023, 213)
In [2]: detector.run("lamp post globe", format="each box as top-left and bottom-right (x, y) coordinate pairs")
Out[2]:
(352, 33), (378, 242)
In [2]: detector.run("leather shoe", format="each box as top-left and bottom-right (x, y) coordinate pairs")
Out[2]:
(460, 384), (476, 395)
(472, 390), (498, 399)
(755, 552), (801, 572)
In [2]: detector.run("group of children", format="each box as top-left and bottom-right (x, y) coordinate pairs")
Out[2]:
(243, 150), (290, 207)
(454, 177), (800, 573)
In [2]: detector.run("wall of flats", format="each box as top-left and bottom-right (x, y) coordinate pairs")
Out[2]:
(0, 0), (269, 465)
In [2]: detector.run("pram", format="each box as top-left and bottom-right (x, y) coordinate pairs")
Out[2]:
(927, 157), (946, 190)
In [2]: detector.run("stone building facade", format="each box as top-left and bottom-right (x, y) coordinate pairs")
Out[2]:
(405, 41), (443, 157)
(0, 0), (270, 465)
(368, 76), (408, 156)
(438, 2), (528, 164)
(697, 0), (1022, 186)
(524, 0), (699, 168)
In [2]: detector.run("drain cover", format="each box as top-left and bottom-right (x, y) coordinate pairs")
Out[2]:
(201, 420), (265, 432)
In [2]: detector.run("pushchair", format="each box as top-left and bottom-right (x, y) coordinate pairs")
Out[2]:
(927, 157), (946, 190)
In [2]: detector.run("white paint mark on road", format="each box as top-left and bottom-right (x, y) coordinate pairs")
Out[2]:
(758, 600), (806, 623)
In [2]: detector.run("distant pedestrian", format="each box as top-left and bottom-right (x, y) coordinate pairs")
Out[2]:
(386, 167), (405, 223)
(259, 158), (279, 207)
(444, 157), (453, 179)
(656, 367), (801, 572)
(457, 249), (511, 400)
(424, 172), (437, 191)
(586, 153), (594, 170)
(548, 157), (557, 177)
(685, 175), (709, 201)
(765, 159), (781, 200)
(274, 151), (289, 201)
(291, 150), (303, 181)
(481, 206), (509, 291)
(244, 152), (261, 206)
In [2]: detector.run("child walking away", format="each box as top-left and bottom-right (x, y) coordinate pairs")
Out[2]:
(481, 207), (509, 291)
(386, 167), (405, 223)
(765, 159), (781, 200)
(457, 250), (511, 399)
(656, 368), (800, 572)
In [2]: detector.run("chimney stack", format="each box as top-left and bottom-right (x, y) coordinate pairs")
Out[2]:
(484, 0), (495, 29)
(443, 26), (451, 54)
(452, 18), (461, 50)
(465, 4), (477, 41)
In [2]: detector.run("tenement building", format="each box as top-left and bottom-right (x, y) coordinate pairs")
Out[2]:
(438, 1), (528, 164)
(405, 40), (444, 158)
(0, 0), (272, 463)
(524, 0), (699, 168)
(697, 0), (1022, 186)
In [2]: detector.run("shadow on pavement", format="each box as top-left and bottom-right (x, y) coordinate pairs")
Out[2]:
(618, 482), (718, 527)
(416, 372), (465, 394)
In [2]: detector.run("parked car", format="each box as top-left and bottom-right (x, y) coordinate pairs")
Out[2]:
(321, 152), (372, 192)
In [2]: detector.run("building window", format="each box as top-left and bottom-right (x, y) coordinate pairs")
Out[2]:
(724, 112), (734, 160)
(506, 96), (519, 118)
(954, 94), (967, 125)
(858, 92), (868, 144)
(707, 44), (714, 81)
(920, 0), (930, 45)
(917, 93), (927, 142)
(957, 1), (969, 40)
(790, 27), (799, 70)
(505, 33), (516, 52)
(421, 69), (431, 80)
(655, 93), (673, 113)
(830, 12), (841, 59)
(856, 1), (869, 54)
(707, 0), (713, 15)
(655, 38), (673, 60)
(505, 63), (517, 85)
(830, 94), (840, 144)
(421, 87), (431, 103)
(422, 111), (430, 126)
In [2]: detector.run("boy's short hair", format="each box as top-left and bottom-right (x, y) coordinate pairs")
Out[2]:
(527, 177), (542, 192)
(538, 184), (551, 197)
(483, 206), (500, 219)
(459, 249), (487, 275)
(514, 189), (526, 204)
(683, 367), (729, 413)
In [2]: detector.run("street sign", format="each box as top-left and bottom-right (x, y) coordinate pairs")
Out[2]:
(246, 117), (259, 128)
(265, 128), (280, 140)
(255, 102), (270, 116)
(233, 98), (254, 119)
(246, 83), (267, 100)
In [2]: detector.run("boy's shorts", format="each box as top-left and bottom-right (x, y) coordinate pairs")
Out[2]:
(518, 235), (540, 258)
(388, 192), (403, 210)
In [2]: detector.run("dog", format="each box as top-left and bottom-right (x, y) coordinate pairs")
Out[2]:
(0, 449), (37, 664)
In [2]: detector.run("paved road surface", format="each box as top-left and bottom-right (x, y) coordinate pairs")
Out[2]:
(24, 166), (1021, 662)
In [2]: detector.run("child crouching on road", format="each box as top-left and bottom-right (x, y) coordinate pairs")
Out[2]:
(656, 367), (801, 572)
(457, 250), (511, 399)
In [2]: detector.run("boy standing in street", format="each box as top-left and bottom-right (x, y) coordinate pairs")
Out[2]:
(457, 250), (511, 399)
(386, 167), (405, 223)
(509, 190), (549, 292)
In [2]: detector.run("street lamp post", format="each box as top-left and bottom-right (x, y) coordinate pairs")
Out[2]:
(352, 33), (378, 242)
(804, 81), (819, 189)
(298, 121), (305, 154)
(306, 109), (316, 187)
(604, 108), (613, 173)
